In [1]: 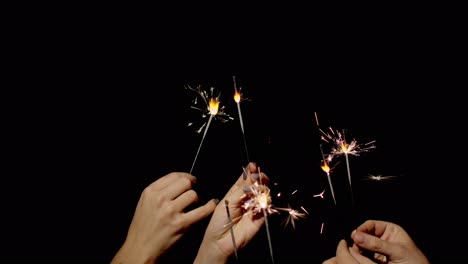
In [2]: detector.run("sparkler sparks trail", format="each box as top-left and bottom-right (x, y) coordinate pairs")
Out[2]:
(225, 200), (238, 260)
(185, 84), (233, 174)
(233, 76), (250, 163)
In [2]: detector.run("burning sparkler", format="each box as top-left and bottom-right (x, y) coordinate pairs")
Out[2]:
(185, 84), (233, 174)
(320, 127), (376, 205)
(315, 113), (338, 206)
(233, 76), (250, 163)
(242, 171), (278, 264)
(320, 150), (337, 206)
(315, 112), (376, 205)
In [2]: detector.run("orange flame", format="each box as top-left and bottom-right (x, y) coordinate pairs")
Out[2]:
(340, 142), (348, 153)
(320, 162), (330, 174)
(208, 98), (219, 115)
(233, 90), (241, 103)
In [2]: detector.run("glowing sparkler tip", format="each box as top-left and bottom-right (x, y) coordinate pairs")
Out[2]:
(208, 98), (219, 115)
(234, 91), (241, 103)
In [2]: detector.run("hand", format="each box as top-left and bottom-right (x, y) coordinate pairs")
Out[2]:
(323, 220), (430, 264)
(111, 172), (217, 264)
(194, 162), (270, 264)
(350, 220), (430, 264)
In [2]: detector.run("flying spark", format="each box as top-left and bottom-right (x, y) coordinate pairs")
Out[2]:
(364, 174), (399, 181)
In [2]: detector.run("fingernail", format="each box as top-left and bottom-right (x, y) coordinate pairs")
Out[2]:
(354, 232), (365, 244)
(213, 198), (220, 205)
(242, 167), (247, 180)
(252, 173), (259, 180)
(243, 186), (252, 192)
(225, 199), (229, 205)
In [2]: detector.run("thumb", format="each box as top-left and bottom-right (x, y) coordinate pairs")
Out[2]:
(351, 230), (402, 259)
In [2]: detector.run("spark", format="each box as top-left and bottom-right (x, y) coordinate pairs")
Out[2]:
(185, 84), (233, 174)
(277, 205), (308, 230)
(242, 182), (278, 216)
(364, 174), (399, 181)
(233, 76), (250, 163)
(320, 222), (324, 235)
(313, 189), (325, 199)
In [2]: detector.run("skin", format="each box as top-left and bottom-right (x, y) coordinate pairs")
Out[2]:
(111, 172), (217, 264)
(323, 220), (430, 264)
(194, 162), (270, 264)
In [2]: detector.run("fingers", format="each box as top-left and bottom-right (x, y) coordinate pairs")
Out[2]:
(173, 189), (199, 211)
(351, 230), (400, 259)
(158, 173), (197, 200)
(335, 239), (359, 264)
(355, 219), (390, 238)
(237, 162), (270, 186)
(184, 198), (218, 225)
(348, 246), (377, 264)
(149, 172), (196, 192)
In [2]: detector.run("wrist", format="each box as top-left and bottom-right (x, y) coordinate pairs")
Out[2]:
(193, 241), (229, 264)
(111, 241), (158, 264)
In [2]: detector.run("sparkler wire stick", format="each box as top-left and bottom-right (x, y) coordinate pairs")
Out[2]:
(319, 144), (336, 205)
(262, 208), (275, 264)
(190, 114), (213, 174)
(225, 200), (238, 260)
(233, 76), (250, 163)
(344, 152), (354, 206)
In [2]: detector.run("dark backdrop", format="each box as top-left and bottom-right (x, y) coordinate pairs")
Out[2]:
(3, 17), (464, 263)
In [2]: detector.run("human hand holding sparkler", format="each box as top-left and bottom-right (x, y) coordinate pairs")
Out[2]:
(111, 172), (218, 264)
(194, 162), (271, 264)
(322, 220), (430, 264)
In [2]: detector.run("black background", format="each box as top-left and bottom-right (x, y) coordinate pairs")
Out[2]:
(3, 9), (465, 264)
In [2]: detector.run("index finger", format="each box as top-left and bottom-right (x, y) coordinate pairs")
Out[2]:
(149, 172), (197, 191)
(355, 219), (390, 238)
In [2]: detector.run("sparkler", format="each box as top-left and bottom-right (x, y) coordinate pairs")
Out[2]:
(233, 76), (250, 163)
(241, 169), (278, 264)
(315, 113), (337, 206)
(321, 127), (376, 205)
(315, 111), (376, 206)
(186, 85), (233, 174)
(320, 154), (337, 206)
(225, 199), (238, 260)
